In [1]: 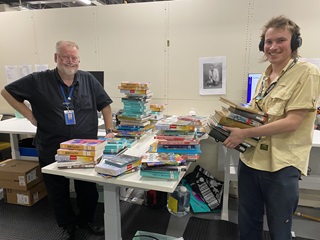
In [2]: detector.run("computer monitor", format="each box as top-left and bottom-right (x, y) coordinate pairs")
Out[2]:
(247, 73), (262, 103)
(88, 71), (104, 88)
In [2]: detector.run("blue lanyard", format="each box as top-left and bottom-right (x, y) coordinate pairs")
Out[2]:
(59, 84), (75, 109)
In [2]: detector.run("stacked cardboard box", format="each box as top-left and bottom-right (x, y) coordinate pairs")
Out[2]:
(0, 159), (47, 206)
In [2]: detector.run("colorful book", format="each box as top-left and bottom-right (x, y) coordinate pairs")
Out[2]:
(213, 110), (253, 129)
(55, 154), (102, 163)
(102, 154), (142, 168)
(59, 139), (107, 151)
(56, 148), (104, 157)
(156, 145), (202, 155)
(228, 106), (267, 123)
(221, 107), (262, 127)
(141, 153), (185, 166)
(154, 135), (195, 141)
(219, 97), (266, 116)
(57, 162), (95, 169)
(140, 169), (180, 180)
(140, 165), (187, 172)
(157, 140), (199, 146)
(95, 159), (142, 176)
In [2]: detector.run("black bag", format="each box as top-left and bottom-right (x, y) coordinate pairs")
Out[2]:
(185, 165), (224, 210)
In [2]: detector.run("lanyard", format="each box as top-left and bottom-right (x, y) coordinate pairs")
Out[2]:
(59, 84), (75, 110)
(255, 57), (298, 101)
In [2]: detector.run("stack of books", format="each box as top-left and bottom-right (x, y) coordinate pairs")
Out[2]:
(206, 97), (267, 152)
(150, 103), (165, 121)
(154, 116), (202, 162)
(140, 152), (187, 180)
(95, 154), (142, 177)
(100, 138), (128, 155)
(116, 82), (154, 139)
(55, 139), (107, 169)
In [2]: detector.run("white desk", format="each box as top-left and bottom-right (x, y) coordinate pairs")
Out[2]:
(42, 133), (186, 240)
(220, 130), (320, 221)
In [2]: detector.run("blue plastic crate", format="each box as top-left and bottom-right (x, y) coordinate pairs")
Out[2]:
(19, 147), (38, 157)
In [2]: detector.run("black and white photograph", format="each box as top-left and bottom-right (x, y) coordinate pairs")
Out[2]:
(199, 56), (226, 95)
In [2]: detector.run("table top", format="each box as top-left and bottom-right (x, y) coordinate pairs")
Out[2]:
(42, 133), (185, 193)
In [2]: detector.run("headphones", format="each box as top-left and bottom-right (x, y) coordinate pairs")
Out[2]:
(259, 32), (302, 52)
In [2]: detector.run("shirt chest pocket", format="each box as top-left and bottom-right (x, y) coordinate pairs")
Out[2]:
(75, 94), (93, 110)
(266, 86), (292, 116)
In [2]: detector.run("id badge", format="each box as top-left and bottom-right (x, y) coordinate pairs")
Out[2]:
(64, 110), (76, 125)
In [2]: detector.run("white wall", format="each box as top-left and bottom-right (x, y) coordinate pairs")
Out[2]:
(1, 0), (320, 178)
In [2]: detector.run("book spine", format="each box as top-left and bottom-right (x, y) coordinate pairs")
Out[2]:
(226, 112), (262, 127)
(59, 144), (102, 151)
(229, 107), (267, 123)
(140, 170), (179, 180)
(220, 116), (253, 129)
(55, 154), (96, 162)
(57, 149), (102, 156)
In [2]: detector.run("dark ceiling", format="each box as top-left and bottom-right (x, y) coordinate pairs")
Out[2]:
(0, 0), (166, 10)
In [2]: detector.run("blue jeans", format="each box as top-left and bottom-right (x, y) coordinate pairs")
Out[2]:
(238, 160), (300, 240)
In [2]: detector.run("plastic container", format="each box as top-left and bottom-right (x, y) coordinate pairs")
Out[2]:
(167, 185), (190, 218)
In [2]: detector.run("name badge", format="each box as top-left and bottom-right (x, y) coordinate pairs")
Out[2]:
(64, 110), (76, 125)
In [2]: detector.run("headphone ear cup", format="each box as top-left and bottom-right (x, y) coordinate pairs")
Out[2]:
(259, 38), (264, 52)
(291, 33), (302, 52)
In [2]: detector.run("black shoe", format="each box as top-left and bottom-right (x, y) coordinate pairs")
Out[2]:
(78, 222), (104, 235)
(62, 226), (76, 240)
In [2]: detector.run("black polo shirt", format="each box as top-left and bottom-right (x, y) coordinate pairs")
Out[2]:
(5, 68), (113, 156)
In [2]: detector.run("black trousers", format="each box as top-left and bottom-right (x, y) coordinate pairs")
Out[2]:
(39, 151), (99, 228)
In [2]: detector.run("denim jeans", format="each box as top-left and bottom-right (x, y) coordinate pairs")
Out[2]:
(238, 160), (300, 240)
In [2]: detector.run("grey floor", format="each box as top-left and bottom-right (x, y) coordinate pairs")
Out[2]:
(165, 196), (320, 240)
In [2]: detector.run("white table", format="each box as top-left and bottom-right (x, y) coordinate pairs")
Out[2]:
(0, 118), (185, 239)
(220, 130), (320, 221)
(42, 133), (186, 240)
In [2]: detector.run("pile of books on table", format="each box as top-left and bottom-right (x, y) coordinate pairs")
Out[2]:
(153, 115), (204, 162)
(94, 154), (142, 178)
(55, 139), (107, 169)
(115, 82), (155, 139)
(206, 97), (267, 153)
(139, 152), (187, 180)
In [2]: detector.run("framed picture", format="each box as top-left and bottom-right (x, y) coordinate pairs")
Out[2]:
(199, 56), (226, 95)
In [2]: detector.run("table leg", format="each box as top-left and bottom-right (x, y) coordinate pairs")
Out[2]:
(10, 133), (20, 159)
(103, 184), (122, 240)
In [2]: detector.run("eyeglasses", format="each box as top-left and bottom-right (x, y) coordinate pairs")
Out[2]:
(57, 54), (80, 63)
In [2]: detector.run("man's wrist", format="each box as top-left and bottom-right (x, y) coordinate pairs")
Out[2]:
(105, 128), (114, 134)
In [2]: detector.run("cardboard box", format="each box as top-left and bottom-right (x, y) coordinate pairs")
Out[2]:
(5, 181), (47, 206)
(0, 159), (42, 190)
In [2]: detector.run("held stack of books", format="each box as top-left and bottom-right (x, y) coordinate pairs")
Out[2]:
(55, 139), (107, 169)
(94, 154), (142, 178)
(206, 97), (267, 153)
(139, 153), (187, 180)
(154, 116), (202, 162)
(116, 82), (155, 139)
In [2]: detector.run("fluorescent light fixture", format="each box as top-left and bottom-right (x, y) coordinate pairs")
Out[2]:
(78, 0), (91, 5)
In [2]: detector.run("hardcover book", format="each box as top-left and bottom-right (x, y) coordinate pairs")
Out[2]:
(59, 139), (107, 151)
(102, 154), (142, 168)
(95, 159), (142, 176)
(57, 162), (95, 169)
(221, 107), (262, 127)
(219, 97), (266, 116)
(56, 148), (104, 157)
(228, 106), (267, 123)
(213, 110), (253, 129)
(55, 154), (102, 163)
(207, 126), (247, 153)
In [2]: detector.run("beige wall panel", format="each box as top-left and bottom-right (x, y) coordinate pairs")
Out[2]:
(95, 3), (166, 112)
(167, 0), (251, 116)
(33, 7), (98, 69)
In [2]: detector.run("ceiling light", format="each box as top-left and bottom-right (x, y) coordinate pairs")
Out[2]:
(78, 0), (91, 5)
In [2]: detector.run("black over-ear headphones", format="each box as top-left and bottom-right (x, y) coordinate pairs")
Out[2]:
(259, 33), (302, 52)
